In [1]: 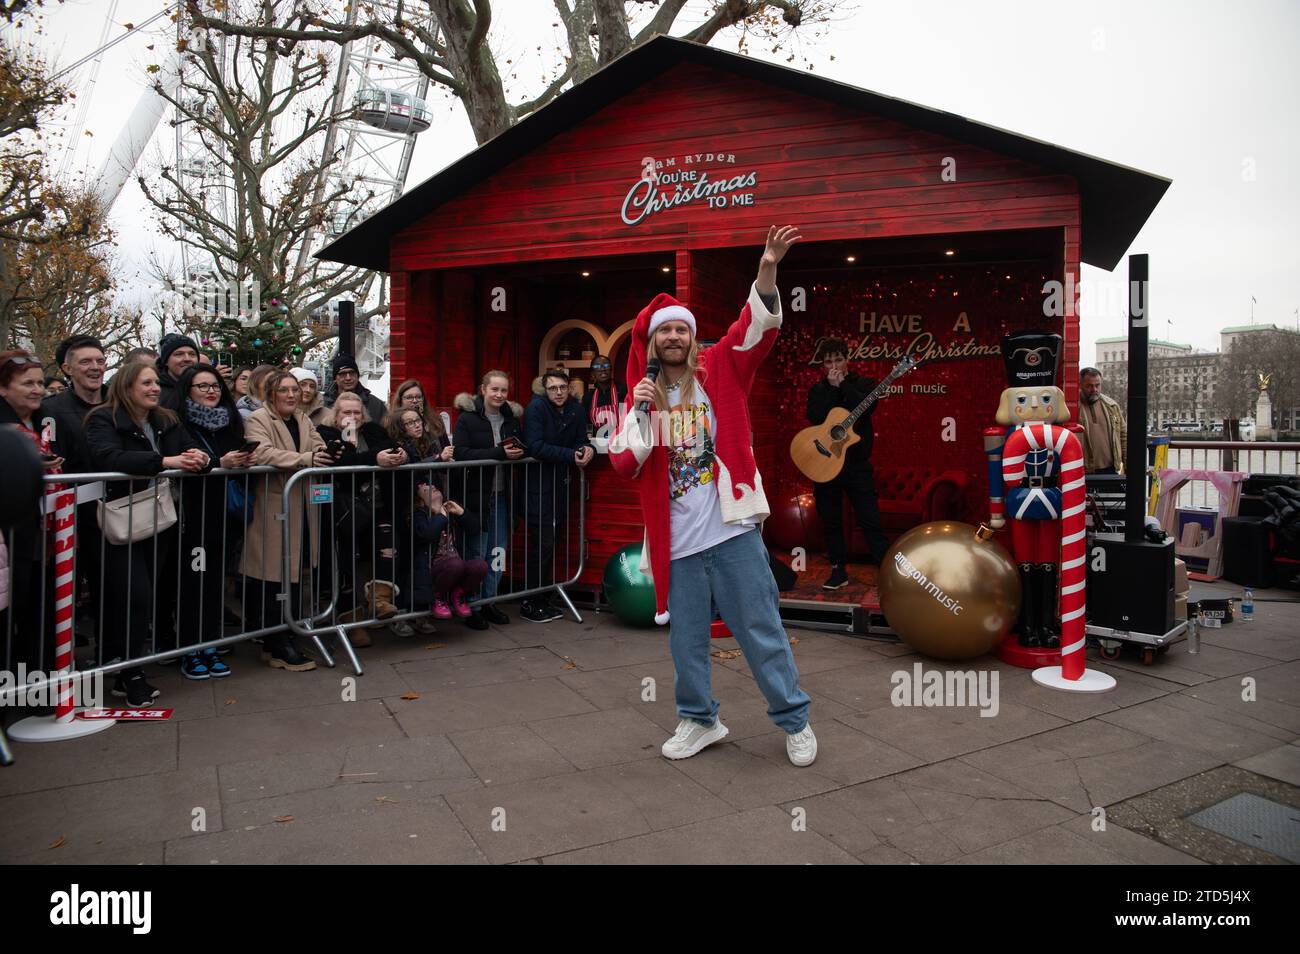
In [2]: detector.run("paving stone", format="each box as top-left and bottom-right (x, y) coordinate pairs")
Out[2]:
(841, 697), (1068, 764)
(557, 658), (759, 711)
(949, 822), (1134, 864)
(1103, 639), (1276, 684)
(394, 646), (570, 691)
(1098, 695), (1290, 761)
(527, 707), (668, 769)
(165, 795), (486, 864)
(339, 735), (477, 784)
(962, 721), (1226, 811)
(1058, 814), (1206, 864)
(0, 766), (221, 861)
(222, 777), (480, 828)
(667, 741), (841, 810)
(385, 678), (596, 736)
(996, 660), (1178, 722)
(541, 632), (674, 671)
(219, 748), (348, 803)
(1234, 743), (1300, 788)
(734, 718), (921, 786)
(178, 699), (403, 767)
(0, 722), (177, 797)
(210, 660), (412, 716)
(443, 771), (653, 864)
(798, 660), (910, 712)
(1181, 667), (1300, 734)
(542, 806), (860, 864)
(584, 758), (735, 832)
(5, 841), (166, 866)
(448, 724), (575, 785)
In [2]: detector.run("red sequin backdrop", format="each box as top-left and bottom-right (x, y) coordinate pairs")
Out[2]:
(765, 260), (1061, 522)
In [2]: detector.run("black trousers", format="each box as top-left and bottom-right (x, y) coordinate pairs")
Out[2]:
(102, 530), (176, 663)
(813, 462), (889, 566)
(524, 516), (558, 596)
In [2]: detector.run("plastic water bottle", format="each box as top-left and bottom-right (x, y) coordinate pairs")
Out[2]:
(1242, 588), (1254, 623)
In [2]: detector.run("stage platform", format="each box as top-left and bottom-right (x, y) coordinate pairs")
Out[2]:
(775, 552), (896, 638)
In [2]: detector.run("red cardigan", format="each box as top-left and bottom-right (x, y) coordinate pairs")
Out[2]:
(610, 282), (781, 623)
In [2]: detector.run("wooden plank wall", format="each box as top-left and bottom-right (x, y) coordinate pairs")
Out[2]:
(389, 60), (1081, 272)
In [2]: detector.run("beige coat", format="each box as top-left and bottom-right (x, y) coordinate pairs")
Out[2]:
(240, 406), (325, 583)
(1078, 392), (1128, 474)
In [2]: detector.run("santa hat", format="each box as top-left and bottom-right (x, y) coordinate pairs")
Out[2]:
(646, 300), (696, 339)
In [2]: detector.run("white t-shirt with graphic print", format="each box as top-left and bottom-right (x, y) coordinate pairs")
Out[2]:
(665, 380), (754, 561)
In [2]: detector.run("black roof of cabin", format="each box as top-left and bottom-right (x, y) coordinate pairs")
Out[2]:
(319, 34), (1170, 273)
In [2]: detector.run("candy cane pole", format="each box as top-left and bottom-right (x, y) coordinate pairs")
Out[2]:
(1026, 424), (1115, 693)
(7, 485), (113, 742)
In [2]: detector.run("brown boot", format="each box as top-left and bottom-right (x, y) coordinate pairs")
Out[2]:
(337, 607), (374, 647)
(364, 580), (400, 620)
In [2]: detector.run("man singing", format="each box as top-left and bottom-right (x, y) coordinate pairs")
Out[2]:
(805, 338), (890, 588)
(610, 225), (817, 766)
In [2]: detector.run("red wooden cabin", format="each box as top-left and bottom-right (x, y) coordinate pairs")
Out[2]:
(319, 36), (1168, 593)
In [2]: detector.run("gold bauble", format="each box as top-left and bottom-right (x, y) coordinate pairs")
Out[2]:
(879, 521), (1021, 660)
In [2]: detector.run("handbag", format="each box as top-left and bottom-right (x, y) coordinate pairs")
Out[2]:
(97, 482), (177, 545)
(226, 478), (256, 523)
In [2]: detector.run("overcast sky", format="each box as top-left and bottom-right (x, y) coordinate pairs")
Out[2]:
(21, 0), (1300, 366)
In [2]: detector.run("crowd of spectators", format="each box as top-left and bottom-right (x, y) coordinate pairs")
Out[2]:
(0, 336), (598, 708)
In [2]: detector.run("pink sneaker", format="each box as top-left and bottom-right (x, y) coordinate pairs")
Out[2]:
(432, 595), (453, 619)
(450, 588), (472, 618)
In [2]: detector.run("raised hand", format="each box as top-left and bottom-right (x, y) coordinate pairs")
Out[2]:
(761, 225), (803, 267)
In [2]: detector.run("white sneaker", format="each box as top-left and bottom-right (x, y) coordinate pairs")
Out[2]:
(786, 724), (818, 767)
(661, 718), (729, 760)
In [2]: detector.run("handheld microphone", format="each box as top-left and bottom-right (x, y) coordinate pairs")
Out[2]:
(637, 357), (661, 414)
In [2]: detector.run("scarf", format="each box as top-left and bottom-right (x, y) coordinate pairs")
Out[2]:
(186, 400), (231, 433)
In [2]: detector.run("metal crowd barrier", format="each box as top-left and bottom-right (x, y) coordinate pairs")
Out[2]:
(0, 456), (588, 717)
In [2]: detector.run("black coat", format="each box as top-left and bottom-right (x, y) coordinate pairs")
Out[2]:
(318, 420), (396, 524)
(181, 406), (246, 542)
(451, 394), (522, 523)
(522, 394), (590, 521)
(0, 399), (44, 564)
(84, 406), (204, 501)
(806, 371), (878, 465)
(157, 368), (183, 412)
(39, 386), (107, 473)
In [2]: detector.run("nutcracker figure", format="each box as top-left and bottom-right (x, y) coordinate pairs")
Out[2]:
(983, 332), (1084, 650)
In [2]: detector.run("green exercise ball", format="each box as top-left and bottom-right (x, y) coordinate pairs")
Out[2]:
(603, 543), (658, 627)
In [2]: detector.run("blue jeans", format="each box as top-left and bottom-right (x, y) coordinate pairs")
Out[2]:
(468, 492), (512, 599)
(667, 528), (811, 734)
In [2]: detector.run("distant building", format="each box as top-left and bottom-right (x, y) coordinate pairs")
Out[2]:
(1093, 326), (1298, 432)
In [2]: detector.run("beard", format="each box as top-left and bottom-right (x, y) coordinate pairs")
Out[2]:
(657, 344), (689, 369)
(1083, 392), (1101, 404)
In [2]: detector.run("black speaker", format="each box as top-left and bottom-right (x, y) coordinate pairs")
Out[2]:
(1086, 532), (1176, 635)
(1222, 516), (1275, 587)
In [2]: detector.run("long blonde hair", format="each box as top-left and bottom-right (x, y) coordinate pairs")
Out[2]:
(646, 335), (705, 410)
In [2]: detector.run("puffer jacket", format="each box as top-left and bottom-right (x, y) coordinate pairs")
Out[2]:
(450, 391), (525, 525)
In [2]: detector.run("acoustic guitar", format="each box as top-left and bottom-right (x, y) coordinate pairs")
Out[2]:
(789, 355), (919, 483)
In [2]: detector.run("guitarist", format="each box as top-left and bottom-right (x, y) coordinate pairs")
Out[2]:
(806, 338), (890, 589)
